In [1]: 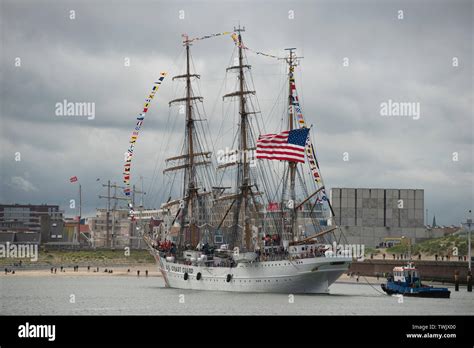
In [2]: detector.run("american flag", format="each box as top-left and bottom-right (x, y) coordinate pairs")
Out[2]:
(256, 128), (309, 163)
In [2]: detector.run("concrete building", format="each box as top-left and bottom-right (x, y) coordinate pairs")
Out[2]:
(331, 188), (424, 228)
(87, 209), (130, 249)
(87, 208), (164, 249)
(330, 188), (435, 247)
(0, 204), (64, 245)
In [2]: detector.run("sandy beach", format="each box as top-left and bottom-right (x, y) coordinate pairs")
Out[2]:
(1, 264), (160, 277)
(3, 266), (381, 283)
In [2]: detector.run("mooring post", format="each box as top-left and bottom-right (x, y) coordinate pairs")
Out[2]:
(454, 270), (459, 292)
(467, 271), (472, 292)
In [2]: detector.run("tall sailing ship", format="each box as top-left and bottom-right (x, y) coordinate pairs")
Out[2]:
(144, 27), (352, 293)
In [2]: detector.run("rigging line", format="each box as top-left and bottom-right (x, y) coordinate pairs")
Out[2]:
(144, 52), (185, 206)
(241, 54), (282, 204)
(296, 166), (324, 237)
(189, 53), (215, 162)
(204, 76), (227, 155)
(215, 128), (239, 190)
(259, 61), (287, 129)
(155, 137), (186, 208)
(362, 275), (386, 295)
(148, 106), (181, 207)
(151, 117), (185, 209)
(145, 106), (173, 207)
(194, 125), (215, 189)
(291, 77), (338, 237)
(211, 51), (234, 153)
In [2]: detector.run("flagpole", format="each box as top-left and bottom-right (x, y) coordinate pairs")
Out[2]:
(77, 183), (82, 246)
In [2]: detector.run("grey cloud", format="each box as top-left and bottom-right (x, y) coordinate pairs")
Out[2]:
(0, 0), (472, 224)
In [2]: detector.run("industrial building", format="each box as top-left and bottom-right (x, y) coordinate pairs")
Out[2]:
(331, 188), (424, 228)
(330, 188), (446, 247)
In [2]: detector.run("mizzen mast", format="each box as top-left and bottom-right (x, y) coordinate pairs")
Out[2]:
(283, 48), (303, 242)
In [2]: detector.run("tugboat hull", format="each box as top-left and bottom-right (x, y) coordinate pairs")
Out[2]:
(381, 283), (451, 298)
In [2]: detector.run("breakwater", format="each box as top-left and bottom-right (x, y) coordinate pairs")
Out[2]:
(349, 259), (470, 283)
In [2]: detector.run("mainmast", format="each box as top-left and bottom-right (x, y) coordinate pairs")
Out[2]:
(167, 34), (204, 248)
(223, 26), (255, 251)
(185, 37), (196, 243)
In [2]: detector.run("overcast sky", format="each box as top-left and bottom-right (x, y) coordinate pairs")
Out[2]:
(0, 0), (472, 225)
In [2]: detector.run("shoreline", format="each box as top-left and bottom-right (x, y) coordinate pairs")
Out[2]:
(2, 265), (453, 286)
(1, 263), (160, 277)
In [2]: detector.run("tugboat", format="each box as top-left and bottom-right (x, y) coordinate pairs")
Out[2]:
(381, 263), (450, 298)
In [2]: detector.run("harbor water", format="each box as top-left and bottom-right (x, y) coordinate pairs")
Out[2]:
(1, 275), (472, 315)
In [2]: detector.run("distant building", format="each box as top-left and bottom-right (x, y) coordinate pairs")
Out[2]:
(330, 188), (433, 247)
(87, 209), (130, 248)
(331, 188), (424, 228)
(133, 209), (164, 248)
(87, 208), (163, 249)
(0, 204), (64, 245)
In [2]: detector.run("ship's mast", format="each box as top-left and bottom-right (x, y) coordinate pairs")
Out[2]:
(185, 38), (197, 247)
(284, 48), (303, 241)
(186, 38), (196, 230)
(238, 27), (251, 251)
(223, 26), (255, 251)
(168, 34), (203, 248)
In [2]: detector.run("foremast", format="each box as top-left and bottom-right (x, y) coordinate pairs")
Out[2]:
(167, 34), (207, 249)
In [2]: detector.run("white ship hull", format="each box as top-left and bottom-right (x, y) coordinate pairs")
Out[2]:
(152, 251), (351, 294)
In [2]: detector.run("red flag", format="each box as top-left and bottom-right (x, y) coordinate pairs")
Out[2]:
(70, 176), (78, 183)
(268, 202), (279, 211)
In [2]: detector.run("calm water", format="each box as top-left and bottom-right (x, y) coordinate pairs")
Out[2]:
(1, 276), (472, 315)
